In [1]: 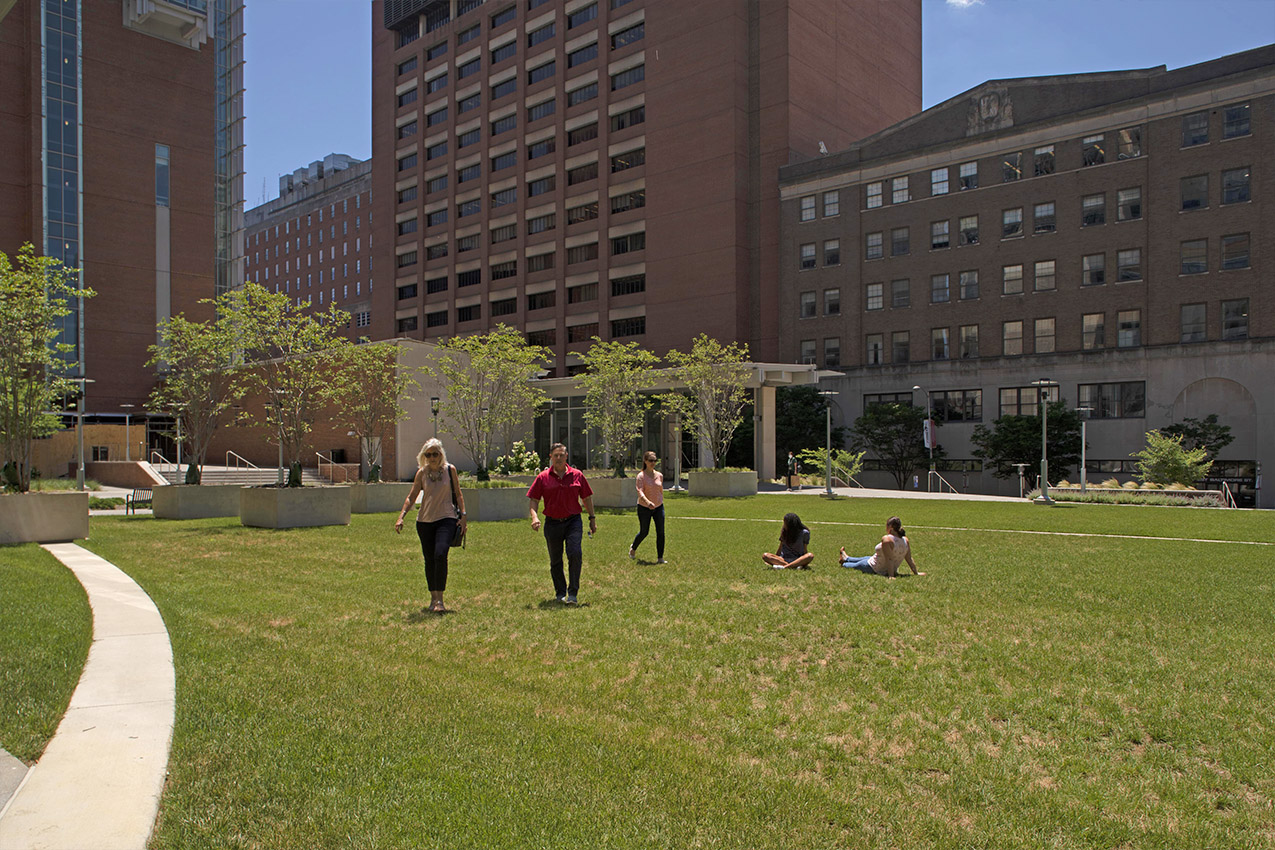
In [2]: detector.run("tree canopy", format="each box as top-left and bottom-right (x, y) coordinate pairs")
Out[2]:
(663, 334), (751, 470)
(971, 402), (1082, 489)
(328, 341), (421, 482)
(850, 402), (935, 490)
(1160, 414), (1233, 463)
(576, 338), (659, 477)
(1132, 430), (1213, 486)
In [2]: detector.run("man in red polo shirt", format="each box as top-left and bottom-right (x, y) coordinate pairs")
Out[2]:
(527, 443), (596, 604)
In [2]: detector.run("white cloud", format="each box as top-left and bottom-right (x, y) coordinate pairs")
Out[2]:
(946, 0), (985, 8)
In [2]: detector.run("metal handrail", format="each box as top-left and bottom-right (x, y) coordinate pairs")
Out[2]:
(1220, 481), (1238, 509)
(930, 470), (960, 494)
(150, 450), (172, 468)
(226, 450), (259, 470)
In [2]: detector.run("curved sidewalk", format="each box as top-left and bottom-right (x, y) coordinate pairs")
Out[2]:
(0, 544), (174, 850)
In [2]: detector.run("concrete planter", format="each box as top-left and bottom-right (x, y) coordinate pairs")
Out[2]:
(0, 491), (89, 545)
(461, 486), (528, 522)
(349, 482), (414, 514)
(239, 485), (351, 529)
(153, 484), (244, 519)
(688, 470), (756, 498)
(588, 476), (638, 508)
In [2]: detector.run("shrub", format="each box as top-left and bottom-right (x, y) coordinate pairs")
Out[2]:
(1100, 478), (1122, 488)
(492, 441), (541, 476)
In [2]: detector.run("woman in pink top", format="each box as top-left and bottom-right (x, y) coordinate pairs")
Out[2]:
(839, 516), (925, 578)
(628, 451), (666, 563)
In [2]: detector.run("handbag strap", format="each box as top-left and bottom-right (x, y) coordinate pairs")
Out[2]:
(448, 464), (461, 517)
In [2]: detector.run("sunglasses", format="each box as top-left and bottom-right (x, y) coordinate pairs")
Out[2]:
(424, 451), (441, 458)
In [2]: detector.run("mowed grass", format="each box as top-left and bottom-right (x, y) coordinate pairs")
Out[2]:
(74, 495), (1275, 849)
(0, 543), (92, 763)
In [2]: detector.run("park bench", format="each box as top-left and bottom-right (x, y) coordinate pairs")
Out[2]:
(126, 488), (153, 514)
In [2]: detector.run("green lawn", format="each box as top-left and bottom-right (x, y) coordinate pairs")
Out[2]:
(0, 544), (92, 763)
(57, 496), (1275, 847)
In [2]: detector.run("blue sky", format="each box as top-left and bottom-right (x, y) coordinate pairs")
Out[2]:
(243, 0), (1275, 207)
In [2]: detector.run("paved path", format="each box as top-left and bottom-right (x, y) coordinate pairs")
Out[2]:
(755, 482), (1022, 501)
(0, 544), (174, 850)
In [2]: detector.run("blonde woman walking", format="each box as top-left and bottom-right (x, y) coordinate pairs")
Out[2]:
(396, 438), (467, 612)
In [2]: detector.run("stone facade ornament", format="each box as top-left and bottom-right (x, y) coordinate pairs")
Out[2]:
(967, 88), (1015, 136)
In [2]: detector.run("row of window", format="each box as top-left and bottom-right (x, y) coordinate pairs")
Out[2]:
(397, 232), (645, 275)
(857, 382), (1149, 421)
(397, 311), (644, 340)
(398, 0), (639, 49)
(262, 261), (368, 290)
(251, 196), (367, 245)
(399, 20), (642, 80)
(400, 61), (644, 119)
(254, 253), (366, 282)
(398, 273), (644, 306)
(253, 231), (367, 264)
(269, 280), (369, 307)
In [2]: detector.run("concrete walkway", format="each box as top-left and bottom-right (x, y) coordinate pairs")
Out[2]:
(0, 544), (174, 850)
(755, 482), (1022, 502)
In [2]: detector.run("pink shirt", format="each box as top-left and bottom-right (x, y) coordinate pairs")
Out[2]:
(635, 469), (663, 508)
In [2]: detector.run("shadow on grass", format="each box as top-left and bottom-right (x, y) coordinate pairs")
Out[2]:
(532, 598), (591, 610)
(403, 607), (450, 624)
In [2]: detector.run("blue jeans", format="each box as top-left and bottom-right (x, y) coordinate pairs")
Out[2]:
(840, 555), (876, 573)
(543, 514), (583, 597)
(416, 518), (458, 590)
(631, 504), (665, 559)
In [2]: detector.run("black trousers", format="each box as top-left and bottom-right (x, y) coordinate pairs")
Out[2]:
(543, 514), (583, 597)
(631, 504), (665, 559)
(416, 517), (457, 591)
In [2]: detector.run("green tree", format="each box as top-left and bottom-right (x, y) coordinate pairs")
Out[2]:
(663, 334), (751, 469)
(1132, 430), (1213, 486)
(851, 403), (936, 490)
(1160, 414), (1233, 463)
(426, 325), (549, 480)
(775, 386), (847, 474)
(577, 338), (660, 477)
(0, 244), (94, 492)
(971, 402), (1082, 489)
(797, 447), (865, 488)
(227, 282), (351, 487)
(328, 341), (422, 482)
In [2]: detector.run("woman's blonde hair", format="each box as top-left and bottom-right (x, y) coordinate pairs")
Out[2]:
(417, 438), (447, 469)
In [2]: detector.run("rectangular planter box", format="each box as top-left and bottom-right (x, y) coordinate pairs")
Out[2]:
(349, 482), (414, 514)
(153, 484), (244, 519)
(461, 486), (528, 522)
(688, 471), (757, 498)
(587, 476), (638, 508)
(0, 491), (89, 545)
(240, 485), (351, 529)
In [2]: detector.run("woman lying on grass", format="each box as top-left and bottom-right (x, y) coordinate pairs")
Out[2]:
(762, 512), (814, 570)
(839, 516), (925, 578)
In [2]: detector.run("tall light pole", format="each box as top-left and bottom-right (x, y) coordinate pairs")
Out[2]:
(819, 390), (839, 496)
(912, 385), (934, 492)
(120, 404), (135, 462)
(1031, 379), (1058, 503)
(272, 389), (287, 486)
(1078, 407), (1093, 493)
(71, 377), (95, 490)
(430, 396), (440, 437)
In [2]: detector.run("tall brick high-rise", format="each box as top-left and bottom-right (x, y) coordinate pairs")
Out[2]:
(371, 0), (921, 373)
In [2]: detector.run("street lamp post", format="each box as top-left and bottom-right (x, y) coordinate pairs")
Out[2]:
(272, 389), (287, 486)
(1078, 407), (1093, 493)
(912, 385), (934, 492)
(819, 390), (840, 496)
(1031, 379), (1057, 503)
(430, 396), (440, 437)
(70, 377), (95, 490)
(120, 403), (135, 461)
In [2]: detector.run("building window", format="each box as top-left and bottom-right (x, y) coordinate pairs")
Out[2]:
(397, 251), (418, 268)
(527, 97), (556, 121)
(398, 153), (419, 172)
(890, 227), (909, 256)
(528, 175), (555, 196)
(1180, 239), (1208, 275)
(458, 57), (480, 79)
(865, 334), (883, 366)
(1118, 127), (1142, 159)
(492, 41), (517, 63)
(527, 212), (555, 234)
(959, 161), (978, 190)
(568, 162), (598, 185)
(426, 41), (447, 60)
(1222, 167), (1250, 205)
(824, 288), (840, 315)
(1082, 253), (1105, 286)
(426, 107), (448, 129)
(1002, 264), (1023, 295)
(459, 92), (482, 113)
(1034, 260), (1055, 291)
(931, 220), (950, 250)
(611, 273), (645, 296)
(1082, 313), (1105, 350)
(423, 276), (447, 295)
(528, 21), (555, 46)
(1034, 318), (1055, 353)
(931, 273), (949, 304)
(491, 223), (517, 244)
(1002, 151), (1021, 182)
(457, 199), (480, 218)
(567, 243), (598, 264)
(458, 163), (481, 183)
(398, 56), (418, 76)
(822, 191), (839, 217)
(458, 128), (481, 148)
(568, 42), (597, 67)
(959, 269), (978, 300)
(822, 337), (840, 367)
(568, 2), (597, 28)
(491, 187), (517, 209)
(999, 385), (1059, 417)
(398, 88), (418, 108)
(1117, 310), (1141, 347)
(1079, 382), (1146, 419)
(1033, 145), (1054, 176)
(1117, 249), (1141, 282)
(491, 297), (518, 317)
(891, 279), (910, 308)
(457, 23), (479, 44)
(1181, 174), (1209, 210)
(491, 78), (516, 99)
(959, 324), (979, 359)
(568, 122), (598, 146)
(931, 167), (949, 196)
(610, 148), (644, 172)
(397, 218), (418, 235)
(1180, 303), (1207, 343)
(823, 240), (840, 266)
(865, 283), (883, 311)
(427, 73), (448, 94)
(611, 232), (645, 255)
(567, 201), (598, 223)
(491, 151), (516, 172)
(1117, 187), (1141, 221)
(528, 60), (556, 85)
(799, 291), (816, 318)
(488, 258), (518, 281)
(1182, 111), (1209, 147)
(610, 190), (645, 214)
(934, 389), (982, 421)
(566, 323), (598, 343)
(891, 331), (910, 364)
(931, 327), (950, 360)
(155, 144), (170, 207)
(610, 64), (645, 91)
(1002, 207), (1023, 238)
(1222, 299), (1249, 340)
(609, 104), (643, 130)
(865, 231), (883, 260)
(1082, 135), (1105, 167)
(527, 137), (555, 160)
(959, 215), (979, 246)
(457, 304), (481, 323)
(891, 176), (910, 204)
(1223, 103), (1251, 139)
(611, 316), (645, 338)
(457, 269), (482, 287)
(527, 291), (555, 310)
(865, 182), (882, 208)
(799, 340), (816, 365)
(1002, 321), (1023, 356)
(1221, 233), (1250, 270)
(398, 120), (418, 139)
(1033, 202), (1055, 233)
(527, 329), (556, 347)
(527, 252), (555, 272)
(1081, 194), (1105, 226)
(611, 21), (643, 48)
(799, 195), (816, 221)
(491, 113), (517, 136)
(799, 243), (816, 270)
(394, 312), (421, 335)
(397, 284), (418, 300)
(567, 282), (597, 303)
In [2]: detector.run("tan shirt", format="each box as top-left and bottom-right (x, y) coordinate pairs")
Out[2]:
(416, 466), (457, 523)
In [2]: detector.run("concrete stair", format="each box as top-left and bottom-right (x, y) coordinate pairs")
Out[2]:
(155, 465), (331, 487)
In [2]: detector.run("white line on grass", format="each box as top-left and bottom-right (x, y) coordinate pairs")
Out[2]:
(671, 515), (1275, 547)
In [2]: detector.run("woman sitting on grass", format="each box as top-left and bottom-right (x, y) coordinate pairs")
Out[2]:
(839, 516), (924, 578)
(763, 512), (814, 570)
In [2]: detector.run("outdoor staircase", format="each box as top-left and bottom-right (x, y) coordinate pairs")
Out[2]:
(154, 464), (331, 487)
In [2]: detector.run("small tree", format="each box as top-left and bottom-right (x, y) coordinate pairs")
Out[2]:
(776, 386), (847, 473)
(1132, 430), (1213, 486)
(851, 403), (936, 490)
(971, 402), (1082, 489)
(577, 337), (660, 477)
(0, 245), (94, 493)
(797, 447), (865, 487)
(328, 341), (421, 482)
(147, 300), (246, 485)
(427, 325), (549, 480)
(663, 334), (751, 469)
(1161, 414), (1233, 464)
(228, 282), (351, 487)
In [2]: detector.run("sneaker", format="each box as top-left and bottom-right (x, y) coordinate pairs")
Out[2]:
(657, 558), (666, 564)
(556, 595), (567, 604)
(628, 547), (636, 560)
(565, 594), (578, 605)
